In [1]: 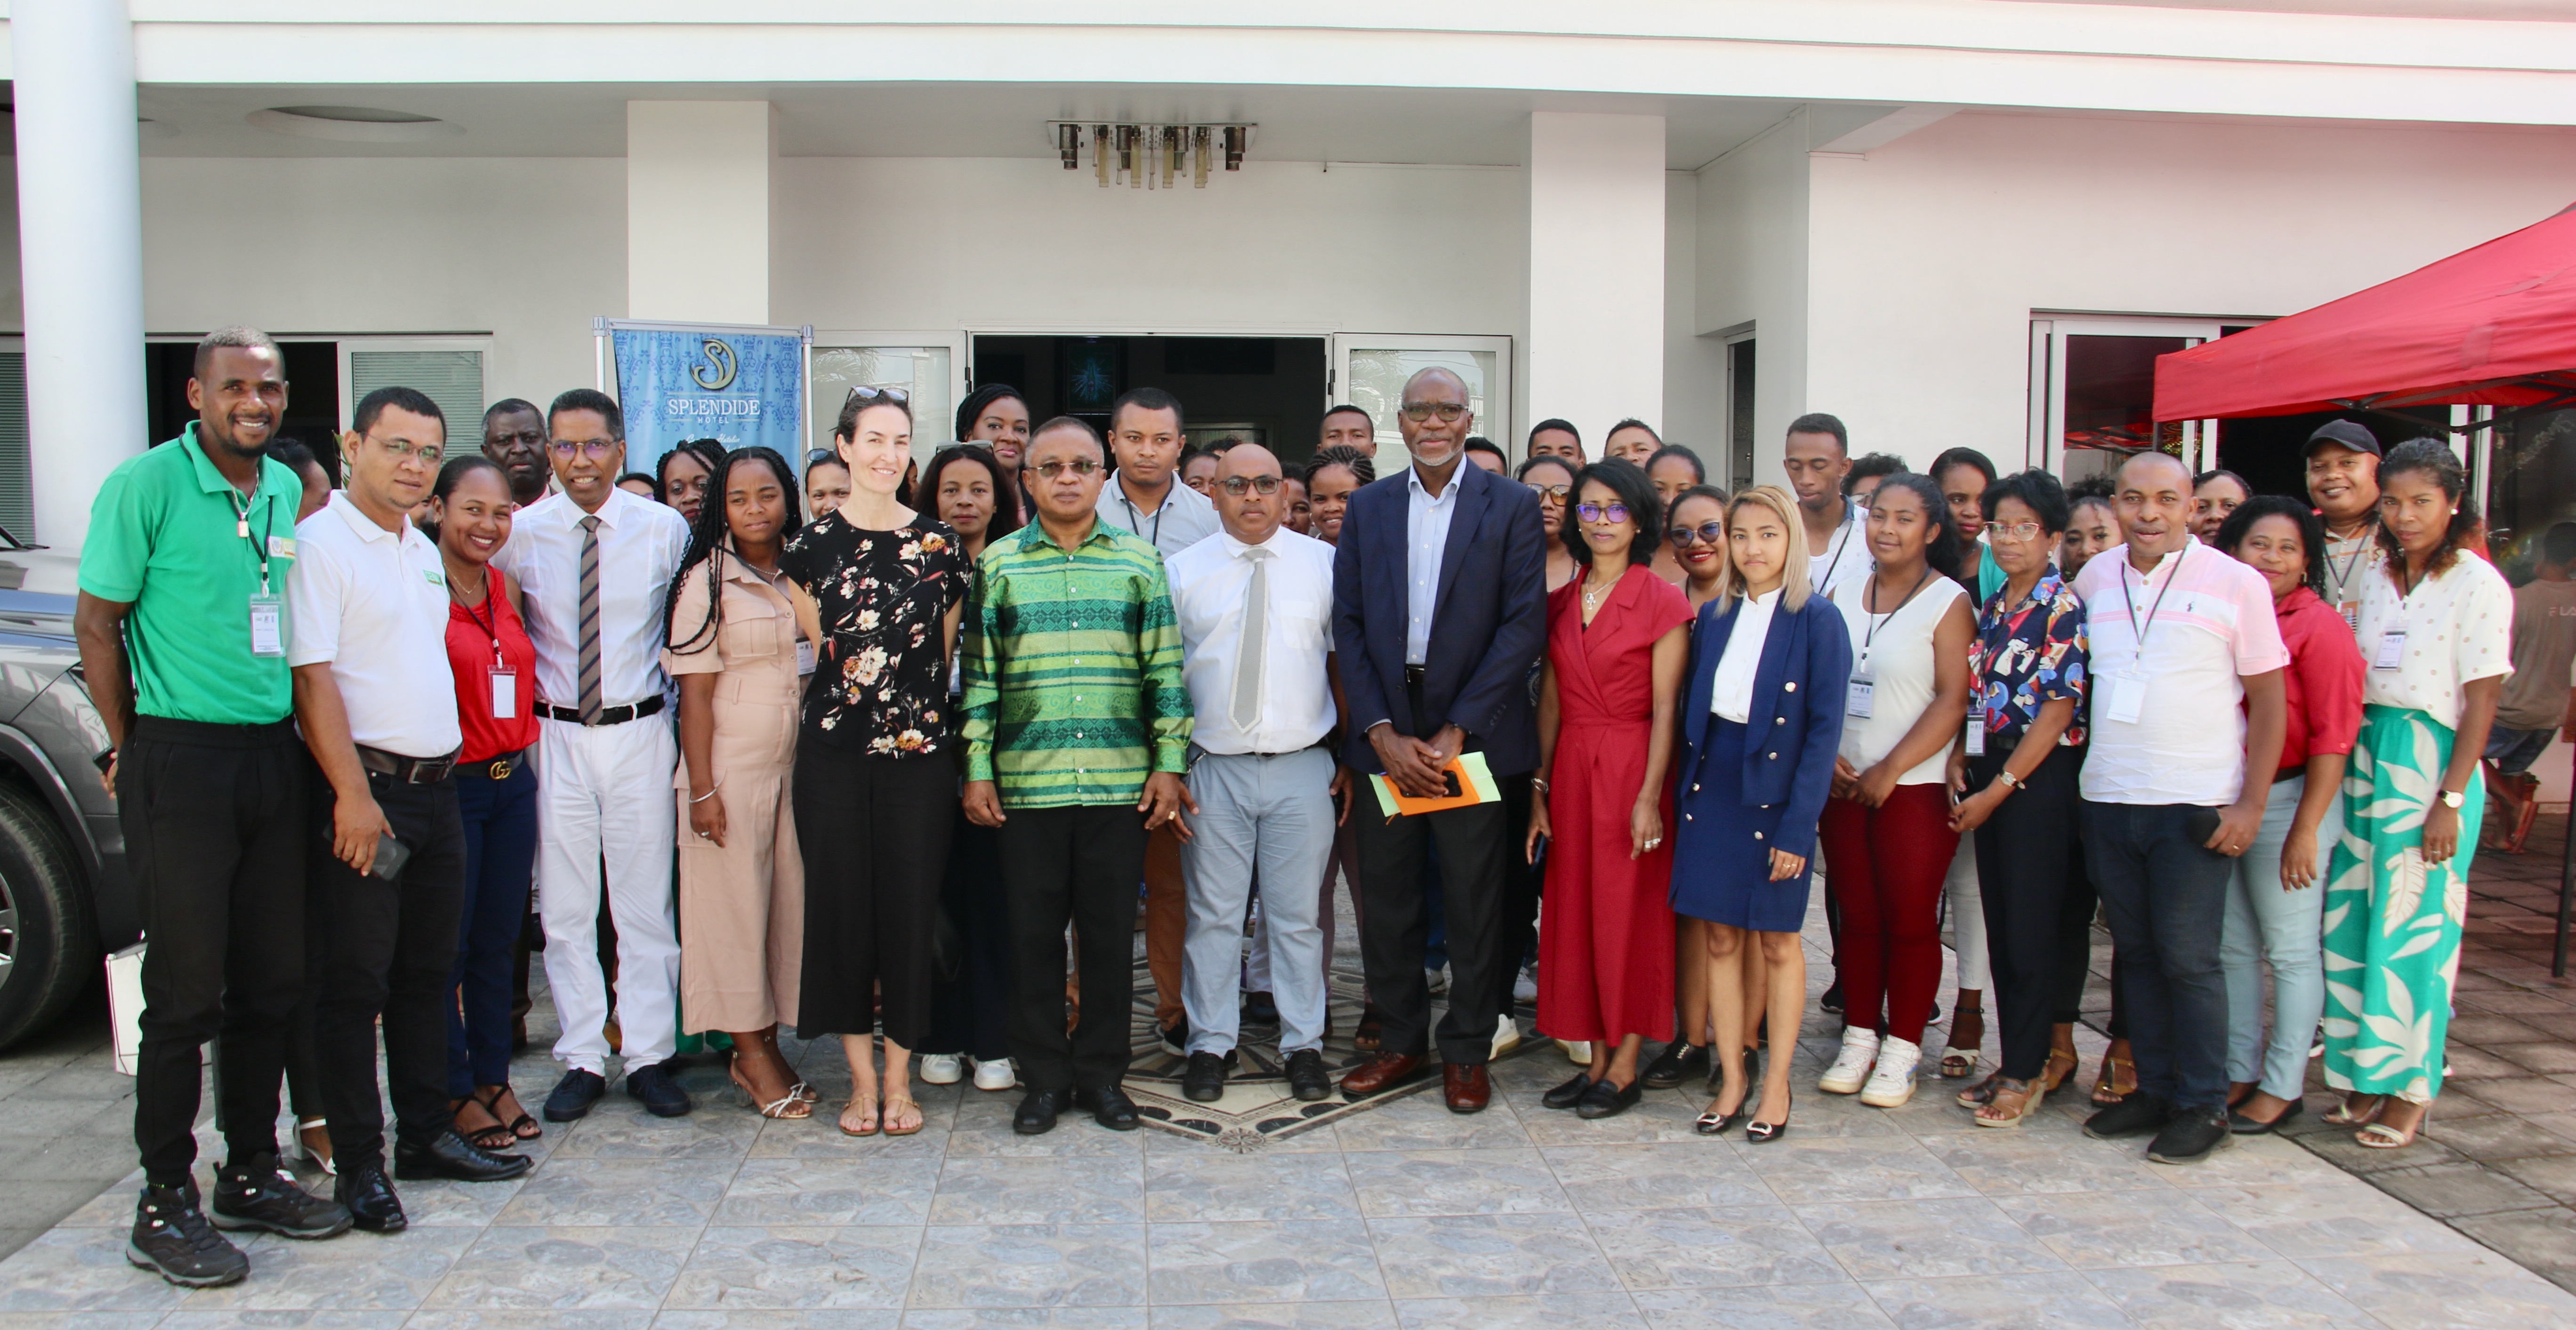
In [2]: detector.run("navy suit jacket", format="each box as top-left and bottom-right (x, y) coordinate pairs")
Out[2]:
(1680, 591), (1852, 862)
(1330, 459), (1547, 776)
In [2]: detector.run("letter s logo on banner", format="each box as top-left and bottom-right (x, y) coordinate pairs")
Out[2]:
(692, 338), (739, 392)
(608, 321), (806, 466)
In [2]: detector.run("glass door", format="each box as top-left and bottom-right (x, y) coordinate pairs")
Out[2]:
(2029, 317), (2223, 489)
(810, 331), (966, 471)
(1329, 335), (1513, 479)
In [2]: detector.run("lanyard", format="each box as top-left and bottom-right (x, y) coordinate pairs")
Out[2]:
(453, 569), (505, 666)
(1120, 488), (1164, 548)
(2328, 520), (2375, 595)
(2119, 542), (2189, 662)
(1860, 565), (1933, 662)
(226, 485), (275, 593)
(1817, 501), (1858, 589)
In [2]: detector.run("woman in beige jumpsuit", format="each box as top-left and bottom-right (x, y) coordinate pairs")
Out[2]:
(665, 446), (818, 1119)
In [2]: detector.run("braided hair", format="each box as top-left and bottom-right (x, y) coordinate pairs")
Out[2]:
(665, 446), (801, 656)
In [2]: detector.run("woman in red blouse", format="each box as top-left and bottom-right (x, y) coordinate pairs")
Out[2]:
(433, 457), (545, 1153)
(2214, 496), (2365, 1134)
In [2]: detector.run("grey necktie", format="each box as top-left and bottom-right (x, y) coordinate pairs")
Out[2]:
(577, 514), (603, 724)
(1230, 547), (1269, 732)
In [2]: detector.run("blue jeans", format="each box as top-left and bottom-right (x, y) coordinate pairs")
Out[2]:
(2081, 800), (2236, 1113)
(2222, 775), (2339, 1101)
(447, 759), (539, 1096)
(1179, 748), (1338, 1056)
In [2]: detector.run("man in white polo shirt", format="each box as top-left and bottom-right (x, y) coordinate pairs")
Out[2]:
(290, 388), (531, 1235)
(2073, 449), (2287, 1167)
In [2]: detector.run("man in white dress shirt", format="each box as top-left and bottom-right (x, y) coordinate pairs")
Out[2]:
(290, 388), (530, 1234)
(494, 388), (695, 1122)
(1165, 445), (1345, 1106)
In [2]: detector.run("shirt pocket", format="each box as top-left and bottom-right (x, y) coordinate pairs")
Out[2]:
(722, 611), (781, 662)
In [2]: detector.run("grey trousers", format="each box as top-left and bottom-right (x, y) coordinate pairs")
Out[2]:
(1179, 748), (1338, 1057)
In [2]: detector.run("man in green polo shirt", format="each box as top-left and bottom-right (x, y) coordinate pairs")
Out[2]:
(75, 326), (353, 1289)
(961, 415), (1192, 1137)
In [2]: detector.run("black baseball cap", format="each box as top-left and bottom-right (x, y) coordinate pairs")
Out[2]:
(2302, 420), (2381, 457)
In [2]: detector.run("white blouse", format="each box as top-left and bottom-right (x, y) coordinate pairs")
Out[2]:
(1709, 588), (1781, 724)
(2354, 549), (2513, 724)
(1833, 573), (1966, 786)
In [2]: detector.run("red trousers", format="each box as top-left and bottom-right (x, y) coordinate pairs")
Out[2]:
(1819, 785), (1958, 1046)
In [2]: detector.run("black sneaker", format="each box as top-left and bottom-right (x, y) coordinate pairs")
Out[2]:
(1158, 1015), (1190, 1058)
(2147, 1107), (2233, 1165)
(2084, 1092), (2172, 1140)
(1639, 1041), (1710, 1091)
(1819, 979), (1844, 1015)
(543, 1067), (609, 1122)
(624, 1061), (692, 1117)
(1285, 1049), (1332, 1103)
(128, 1181), (249, 1288)
(1182, 1051), (1229, 1103)
(210, 1153), (353, 1239)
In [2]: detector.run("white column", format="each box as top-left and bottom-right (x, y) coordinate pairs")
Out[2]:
(627, 101), (773, 324)
(14, 0), (147, 550)
(1526, 112), (1666, 456)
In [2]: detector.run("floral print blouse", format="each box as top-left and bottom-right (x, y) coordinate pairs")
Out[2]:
(1969, 568), (2090, 749)
(779, 513), (971, 756)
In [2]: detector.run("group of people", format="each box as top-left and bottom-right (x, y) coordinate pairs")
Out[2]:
(81, 323), (2571, 1292)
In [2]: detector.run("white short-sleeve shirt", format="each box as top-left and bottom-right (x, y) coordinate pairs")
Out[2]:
(2353, 549), (2513, 723)
(285, 492), (464, 760)
(2074, 538), (2290, 807)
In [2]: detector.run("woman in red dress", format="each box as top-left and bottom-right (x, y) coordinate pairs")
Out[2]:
(1526, 458), (1696, 1119)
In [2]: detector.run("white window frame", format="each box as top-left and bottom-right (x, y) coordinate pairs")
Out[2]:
(1328, 333), (1514, 471)
(2027, 316), (2225, 477)
(334, 335), (493, 432)
(811, 329), (969, 464)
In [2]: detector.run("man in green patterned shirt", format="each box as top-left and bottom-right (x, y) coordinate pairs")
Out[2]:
(962, 417), (1194, 1135)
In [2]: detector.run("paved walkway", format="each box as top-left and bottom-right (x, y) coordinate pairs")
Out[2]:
(6, 901), (2573, 1330)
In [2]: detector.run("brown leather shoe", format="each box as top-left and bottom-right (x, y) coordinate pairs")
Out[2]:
(1443, 1062), (1491, 1114)
(1339, 1053), (1425, 1098)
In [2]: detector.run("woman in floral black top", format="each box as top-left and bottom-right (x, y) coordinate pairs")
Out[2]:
(779, 388), (970, 1138)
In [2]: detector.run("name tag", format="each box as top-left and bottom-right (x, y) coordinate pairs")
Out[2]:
(248, 593), (284, 657)
(1845, 677), (1875, 720)
(795, 638), (817, 677)
(422, 568), (445, 588)
(2339, 600), (2361, 633)
(266, 535), (296, 559)
(2101, 673), (2144, 725)
(490, 668), (517, 719)
(2375, 629), (2407, 671)
(1964, 714), (1988, 757)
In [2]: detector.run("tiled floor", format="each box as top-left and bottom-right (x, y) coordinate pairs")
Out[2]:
(7, 898), (2575, 1330)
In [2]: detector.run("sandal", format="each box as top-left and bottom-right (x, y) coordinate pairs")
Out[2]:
(452, 1093), (515, 1153)
(2355, 1100), (2429, 1149)
(838, 1092), (880, 1137)
(1955, 1071), (2004, 1109)
(295, 1117), (335, 1177)
(478, 1085), (541, 1142)
(2324, 1093), (2388, 1127)
(2090, 1050), (2137, 1106)
(731, 1064), (814, 1120)
(2040, 1047), (2080, 1094)
(882, 1095), (924, 1137)
(1940, 1005), (1984, 1079)
(1974, 1076), (2044, 1128)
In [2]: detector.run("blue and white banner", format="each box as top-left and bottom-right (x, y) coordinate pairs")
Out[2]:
(608, 322), (806, 466)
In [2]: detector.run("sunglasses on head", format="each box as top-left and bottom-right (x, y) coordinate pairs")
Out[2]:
(805, 449), (839, 468)
(842, 385), (912, 407)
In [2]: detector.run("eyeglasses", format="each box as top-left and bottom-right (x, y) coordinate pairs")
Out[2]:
(1576, 502), (1632, 524)
(842, 385), (911, 407)
(1217, 475), (1283, 496)
(1989, 521), (2048, 544)
(372, 438), (443, 466)
(1667, 521), (1726, 547)
(1031, 458), (1103, 479)
(1399, 401), (1468, 423)
(549, 439), (617, 459)
(1524, 482), (1570, 500)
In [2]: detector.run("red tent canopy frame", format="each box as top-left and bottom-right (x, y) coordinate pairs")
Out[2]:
(2153, 203), (2576, 429)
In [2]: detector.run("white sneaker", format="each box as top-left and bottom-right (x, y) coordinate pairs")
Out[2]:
(1859, 1036), (1923, 1108)
(1491, 1013), (1522, 1059)
(1558, 1039), (1592, 1065)
(918, 1054), (964, 1085)
(1819, 1028), (1880, 1095)
(1425, 967), (1450, 997)
(1512, 968), (1538, 1003)
(971, 1057), (1016, 1091)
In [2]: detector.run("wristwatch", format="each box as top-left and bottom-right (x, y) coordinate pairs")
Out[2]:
(2439, 788), (2465, 810)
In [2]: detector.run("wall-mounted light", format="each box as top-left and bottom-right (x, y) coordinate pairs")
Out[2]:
(1192, 127), (1211, 188)
(1095, 125), (1111, 187)
(1223, 125), (1247, 171)
(1058, 123), (1082, 170)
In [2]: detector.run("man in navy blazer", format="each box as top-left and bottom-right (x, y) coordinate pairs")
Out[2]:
(1329, 367), (1546, 1112)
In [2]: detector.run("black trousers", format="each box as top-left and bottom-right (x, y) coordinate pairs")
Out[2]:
(794, 745), (955, 1050)
(924, 809), (1014, 1061)
(123, 716), (310, 1183)
(1970, 747), (2080, 1082)
(1495, 771), (1538, 975)
(307, 770), (467, 1170)
(1354, 795), (1513, 1066)
(996, 803), (1147, 1091)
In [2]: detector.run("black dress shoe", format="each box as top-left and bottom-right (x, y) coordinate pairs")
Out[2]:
(1077, 1084), (1141, 1130)
(1014, 1088), (1068, 1135)
(333, 1161), (408, 1234)
(129, 1181), (249, 1288)
(395, 1128), (533, 1183)
(543, 1068), (608, 1122)
(1541, 1072), (1594, 1110)
(625, 1061), (692, 1117)
(1181, 1051), (1229, 1103)
(1577, 1076), (1644, 1120)
(1639, 1042), (1710, 1091)
(210, 1152), (352, 1239)
(1285, 1049), (1332, 1103)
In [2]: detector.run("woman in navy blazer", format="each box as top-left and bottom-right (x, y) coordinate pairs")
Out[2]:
(1672, 486), (1852, 1143)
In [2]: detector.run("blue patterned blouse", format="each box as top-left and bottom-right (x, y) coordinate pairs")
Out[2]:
(1969, 568), (2090, 748)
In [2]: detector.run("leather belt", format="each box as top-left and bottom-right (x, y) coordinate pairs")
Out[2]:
(540, 695), (666, 727)
(457, 748), (529, 780)
(357, 745), (459, 785)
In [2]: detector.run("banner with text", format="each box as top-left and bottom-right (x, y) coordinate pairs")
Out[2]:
(610, 323), (805, 468)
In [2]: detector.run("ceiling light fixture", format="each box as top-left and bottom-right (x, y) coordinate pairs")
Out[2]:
(1046, 121), (1256, 190)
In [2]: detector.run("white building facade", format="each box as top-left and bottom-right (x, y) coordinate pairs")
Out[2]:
(7, 1), (2576, 552)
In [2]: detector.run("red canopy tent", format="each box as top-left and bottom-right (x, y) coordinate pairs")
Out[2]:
(2153, 203), (2576, 425)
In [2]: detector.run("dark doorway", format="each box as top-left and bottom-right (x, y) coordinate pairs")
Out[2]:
(968, 335), (1328, 466)
(145, 338), (340, 466)
(2216, 407), (2451, 502)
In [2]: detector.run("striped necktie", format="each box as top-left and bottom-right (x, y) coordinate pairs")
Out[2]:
(577, 514), (603, 724)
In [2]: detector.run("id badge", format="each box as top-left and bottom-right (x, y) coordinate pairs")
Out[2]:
(1964, 713), (1988, 757)
(2339, 600), (2361, 633)
(2102, 674), (2145, 725)
(489, 668), (517, 720)
(795, 638), (817, 677)
(1845, 676), (1875, 720)
(248, 593), (284, 657)
(2374, 629), (2406, 671)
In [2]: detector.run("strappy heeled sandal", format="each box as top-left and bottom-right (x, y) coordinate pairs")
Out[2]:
(478, 1084), (541, 1141)
(1955, 1071), (2004, 1109)
(2325, 1093), (2388, 1127)
(1974, 1076), (2044, 1128)
(295, 1117), (335, 1177)
(2040, 1047), (2080, 1094)
(1939, 1005), (1984, 1079)
(2090, 1052), (2136, 1106)
(453, 1092), (515, 1152)
(2355, 1101), (2429, 1150)
(731, 1065), (813, 1120)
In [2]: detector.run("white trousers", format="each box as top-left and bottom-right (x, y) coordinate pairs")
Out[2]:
(537, 715), (681, 1073)
(1946, 835), (1991, 993)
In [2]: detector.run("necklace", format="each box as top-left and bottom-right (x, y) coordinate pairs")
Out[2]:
(1581, 572), (1618, 612)
(446, 563), (488, 604)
